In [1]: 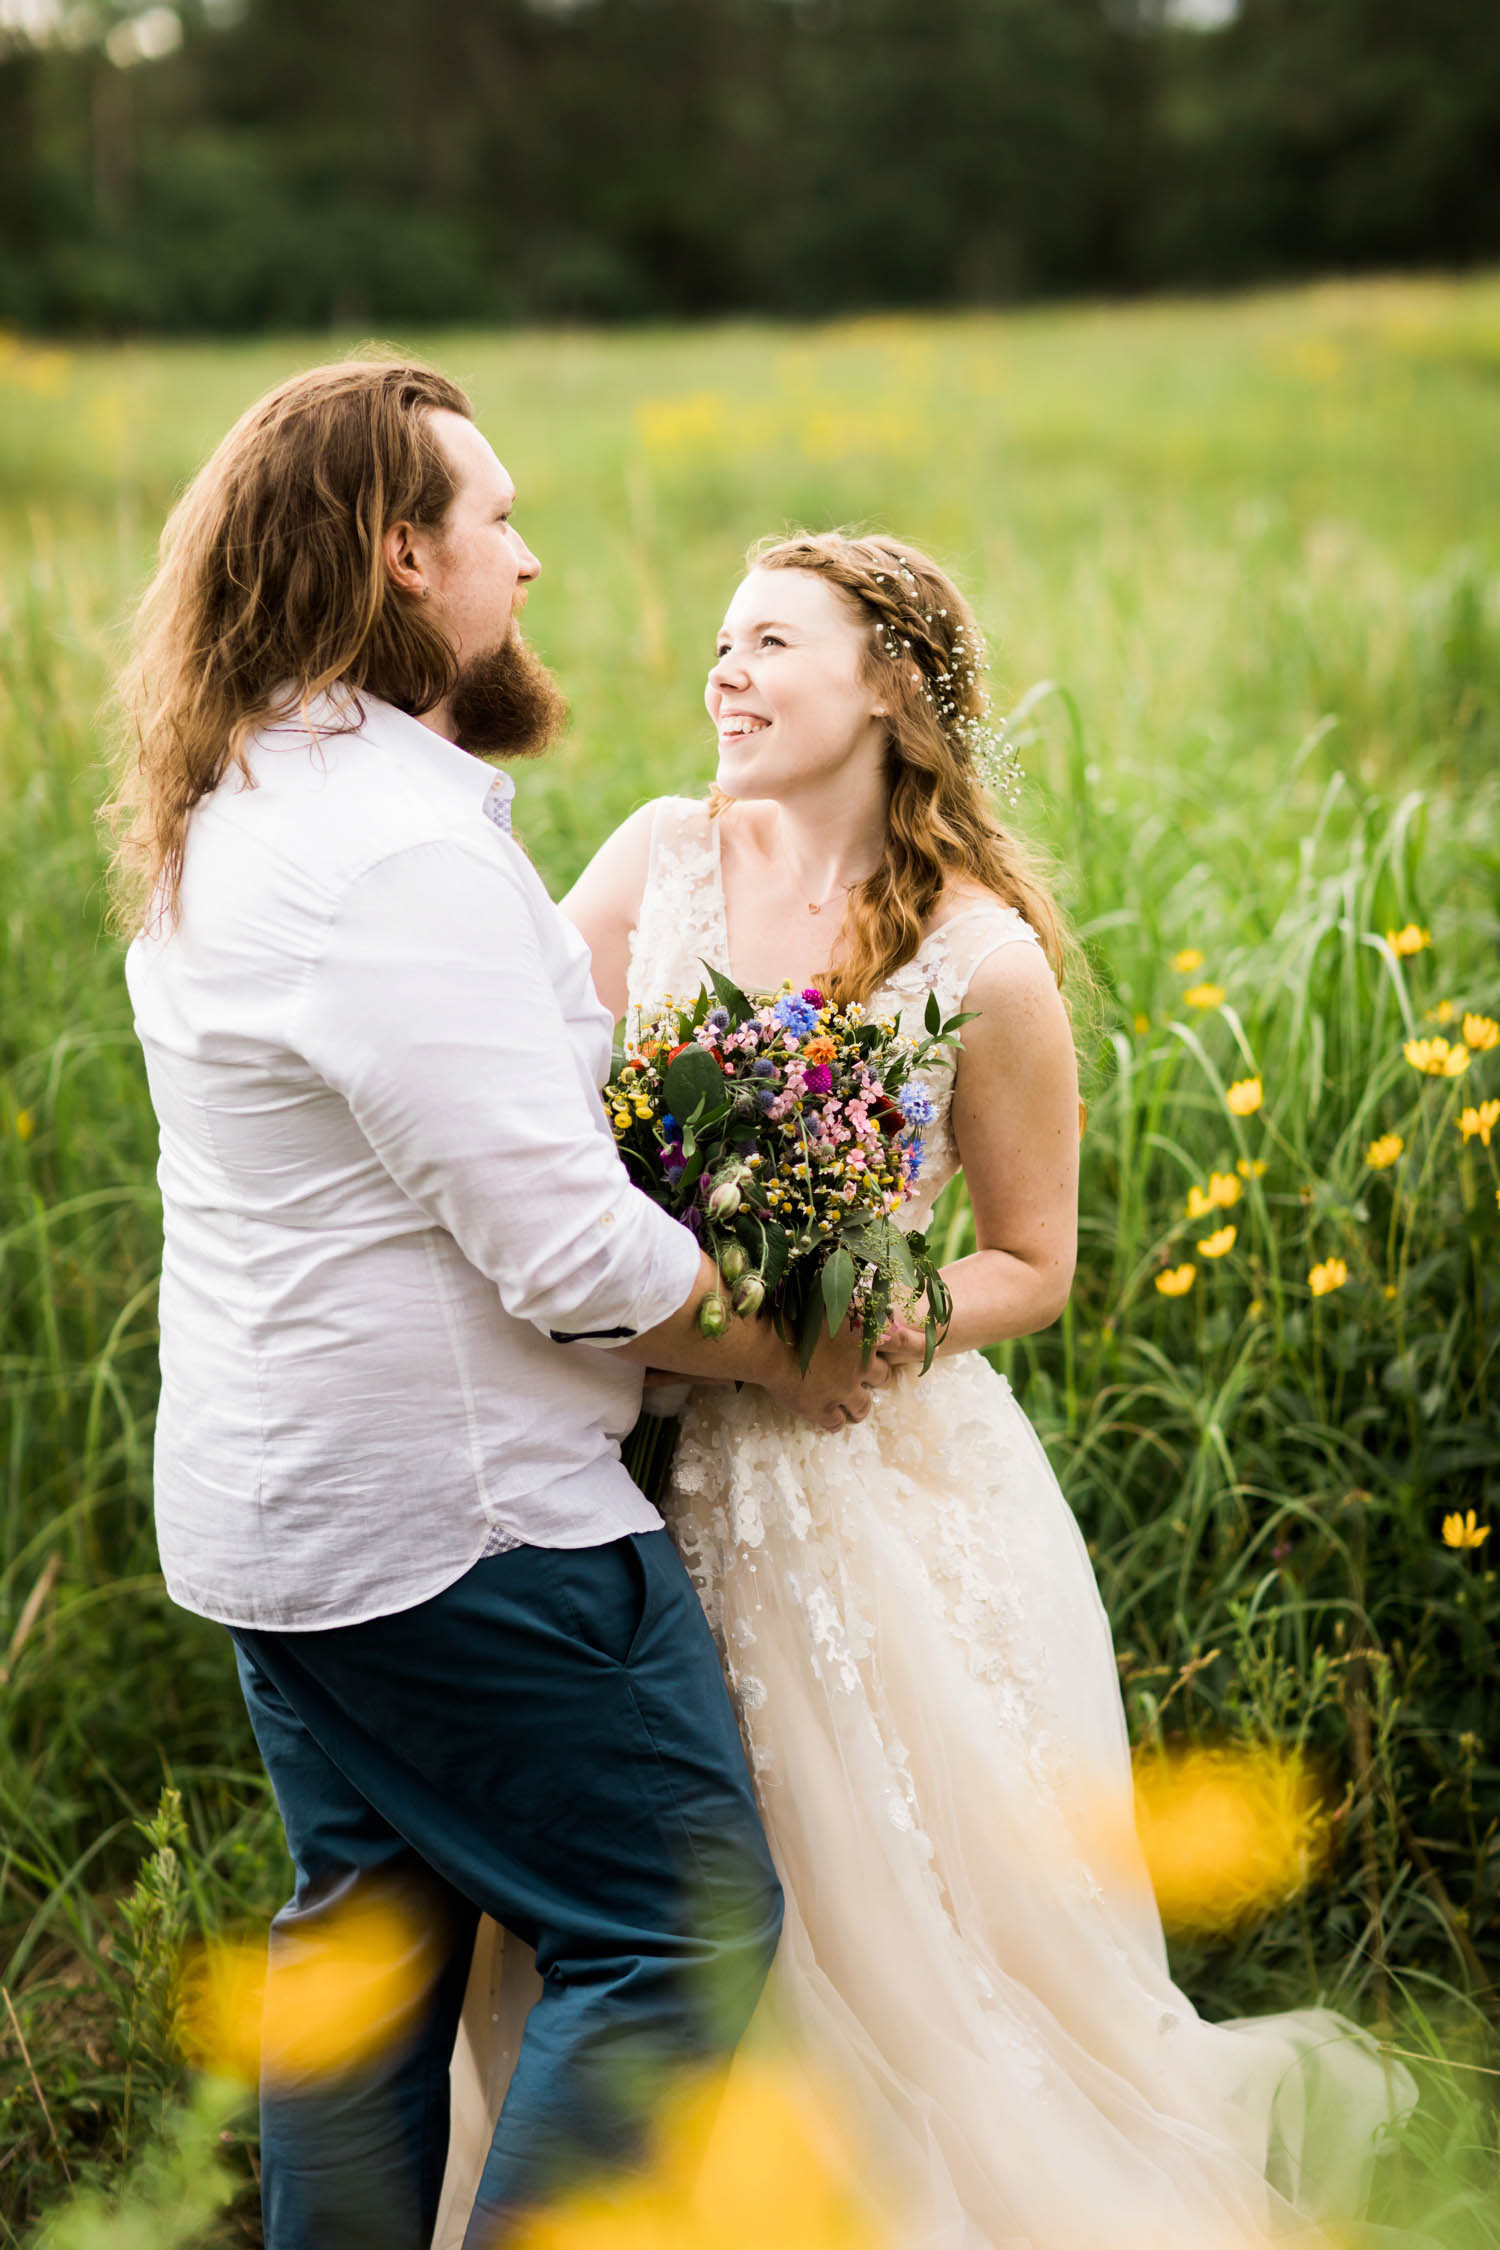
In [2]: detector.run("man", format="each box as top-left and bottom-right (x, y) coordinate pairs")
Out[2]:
(113, 359), (884, 2249)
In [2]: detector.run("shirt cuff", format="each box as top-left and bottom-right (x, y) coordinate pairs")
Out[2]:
(550, 1195), (702, 1349)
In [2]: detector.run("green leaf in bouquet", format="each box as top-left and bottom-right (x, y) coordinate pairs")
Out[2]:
(821, 1244), (857, 1336)
(924, 989), (942, 1036)
(922, 1308), (940, 1376)
(797, 1284), (825, 1375)
(700, 959), (756, 1024)
(663, 1043), (726, 1127)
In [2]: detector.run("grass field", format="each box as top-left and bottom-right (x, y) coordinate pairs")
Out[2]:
(2, 276), (1499, 2242)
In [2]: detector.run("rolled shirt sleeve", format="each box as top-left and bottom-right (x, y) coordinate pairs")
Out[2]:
(294, 837), (702, 1344)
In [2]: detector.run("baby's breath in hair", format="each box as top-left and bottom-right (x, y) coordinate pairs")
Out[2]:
(870, 561), (1023, 807)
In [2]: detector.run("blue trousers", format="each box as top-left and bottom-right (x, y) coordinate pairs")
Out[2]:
(230, 1529), (783, 2250)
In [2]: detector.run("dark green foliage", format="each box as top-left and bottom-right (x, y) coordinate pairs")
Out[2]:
(1, 0), (1497, 333)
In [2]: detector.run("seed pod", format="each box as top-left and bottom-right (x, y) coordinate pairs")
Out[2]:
(732, 1274), (765, 1317)
(698, 1293), (730, 1338)
(707, 1179), (742, 1222)
(719, 1243), (748, 1283)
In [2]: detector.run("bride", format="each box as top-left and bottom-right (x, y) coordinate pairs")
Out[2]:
(436, 532), (1408, 2249)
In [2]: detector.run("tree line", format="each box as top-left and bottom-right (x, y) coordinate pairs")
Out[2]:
(1, 0), (1496, 333)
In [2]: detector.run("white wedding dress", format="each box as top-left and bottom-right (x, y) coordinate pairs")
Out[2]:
(436, 797), (1410, 2250)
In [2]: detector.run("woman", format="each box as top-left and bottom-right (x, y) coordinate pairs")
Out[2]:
(437, 533), (1407, 2250)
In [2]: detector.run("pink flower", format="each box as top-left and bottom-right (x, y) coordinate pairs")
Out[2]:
(801, 987), (824, 1005)
(805, 1064), (833, 1095)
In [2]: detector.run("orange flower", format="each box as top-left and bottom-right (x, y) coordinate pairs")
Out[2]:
(801, 1037), (837, 1066)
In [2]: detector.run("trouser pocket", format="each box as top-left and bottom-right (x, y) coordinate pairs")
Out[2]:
(540, 1532), (655, 1669)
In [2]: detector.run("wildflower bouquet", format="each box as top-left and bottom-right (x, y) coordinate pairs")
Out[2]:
(611, 966), (969, 1494)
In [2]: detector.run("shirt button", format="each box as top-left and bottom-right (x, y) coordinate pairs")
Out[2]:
(600, 1211), (616, 1228)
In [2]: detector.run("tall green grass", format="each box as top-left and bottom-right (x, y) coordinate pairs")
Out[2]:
(2, 277), (1498, 2240)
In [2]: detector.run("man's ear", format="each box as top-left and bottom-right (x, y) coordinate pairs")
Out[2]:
(383, 519), (427, 600)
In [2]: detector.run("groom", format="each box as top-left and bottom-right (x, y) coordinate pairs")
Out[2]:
(116, 358), (885, 2249)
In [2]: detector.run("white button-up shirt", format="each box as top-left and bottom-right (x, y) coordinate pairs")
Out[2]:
(126, 691), (701, 1630)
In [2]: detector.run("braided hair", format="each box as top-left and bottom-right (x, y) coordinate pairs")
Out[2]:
(712, 530), (1078, 1013)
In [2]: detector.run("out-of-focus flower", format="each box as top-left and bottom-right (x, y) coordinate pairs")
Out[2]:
(1426, 999), (1455, 1024)
(1308, 1258), (1348, 1297)
(1404, 1037), (1470, 1077)
(1185, 1172), (1241, 1219)
(1171, 949), (1204, 974)
(1365, 1133), (1404, 1168)
(1457, 1099), (1500, 1147)
(1197, 1225), (1236, 1259)
(1463, 1013), (1499, 1052)
(1183, 983), (1225, 1010)
(1385, 924), (1431, 957)
(1123, 1746), (1329, 1935)
(1442, 1511), (1490, 1551)
(177, 1891), (437, 2090)
(1383, 1282), (1398, 1300)
(1226, 1077), (1263, 1115)
(1132, 1012), (1150, 1036)
(1155, 1263), (1196, 1298)
(1235, 1156), (1268, 1179)
(13, 1109), (32, 1141)
(514, 2054), (889, 2250)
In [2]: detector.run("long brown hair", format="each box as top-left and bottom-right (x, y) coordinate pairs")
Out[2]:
(105, 356), (473, 933)
(715, 531), (1083, 1011)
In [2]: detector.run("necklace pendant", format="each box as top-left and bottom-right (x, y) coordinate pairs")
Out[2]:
(807, 901), (822, 914)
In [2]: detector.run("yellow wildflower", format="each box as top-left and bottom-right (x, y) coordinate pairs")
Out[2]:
(1463, 1013), (1499, 1052)
(1155, 1263), (1197, 1298)
(1426, 999), (1455, 1024)
(1186, 1171), (1241, 1220)
(1383, 1283), (1398, 1300)
(1365, 1133), (1404, 1169)
(1386, 924), (1431, 957)
(1404, 1037), (1471, 1077)
(1456, 1099), (1500, 1148)
(1308, 1257), (1348, 1297)
(1182, 983), (1225, 1010)
(1132, 1012), (1150, 1036)
(1226, 1076), (1263, 1116)
(1197, 1225), (1237, 1259)
(1235, 1156), (1268, 1179)
(1171, 949), (1204, 974)
(14, 1109), (33, 1142)
(1442, 1510), (1490, 1552)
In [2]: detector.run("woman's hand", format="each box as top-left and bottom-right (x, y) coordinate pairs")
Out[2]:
(875, 1315), (929, 1369)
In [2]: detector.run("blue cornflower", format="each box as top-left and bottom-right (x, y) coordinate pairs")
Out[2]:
(897, 1084), (936, 1126)
(772, 995), (819, 1037)
(661, 1113), (679, 1137)
(906, 1135), (926, 1180)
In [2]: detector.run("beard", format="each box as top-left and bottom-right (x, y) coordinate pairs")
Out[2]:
(448, 627), (568, 761)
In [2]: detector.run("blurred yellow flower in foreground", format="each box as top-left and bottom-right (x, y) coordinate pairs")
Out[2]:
(1404, 1037), (1470, 1077)
(177, 1891), (435, 2089)
(1426, 999), (1455, 1024)
(1457, 1099), (1500, 1147)
(1386, 924), (1431, 957)
(1155, 1263), (1196, 1297)
(13, 1109), (33, 1141)
(1463, 1012), (1499, 1052)
(1129, 1747), (1329, 1935)
(1442, 1511), (1490, 1551)
(1197, 1225), (1236, 1259)
(1226, 1076), (1263, 1116)
(1171, 949), (1204, 974)
(1308, 1258), (1348, 1297)
(515, 2055), (887, 2250)
(1182, 983), (1225, 1010)
(1365, 1133), (1404, 1169)
(1236, 1155), (1268, 1179)
(1132, 1012), (1150, 1035)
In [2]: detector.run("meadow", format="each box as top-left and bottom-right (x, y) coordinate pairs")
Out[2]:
(1, 275), (1499, 2242)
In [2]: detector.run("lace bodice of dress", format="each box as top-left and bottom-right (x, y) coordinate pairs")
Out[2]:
(625, 795), (1043, 1229)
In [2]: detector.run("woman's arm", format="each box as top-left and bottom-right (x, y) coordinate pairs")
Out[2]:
(558, 799), (660, 1024)
(880, 940), (1079, 1364)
